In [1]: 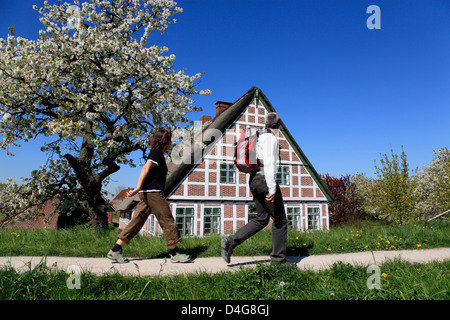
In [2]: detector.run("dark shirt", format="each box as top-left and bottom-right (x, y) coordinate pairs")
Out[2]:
(142, 148), (167, 191)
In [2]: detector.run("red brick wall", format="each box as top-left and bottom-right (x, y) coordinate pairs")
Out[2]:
(5, 198), (59, 230)
(220, 185), (236, 197)
(188, 184), (205, 196)
(224, 220), (234, 234)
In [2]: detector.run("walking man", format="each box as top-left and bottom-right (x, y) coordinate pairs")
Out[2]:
(221, 112), (291, 265)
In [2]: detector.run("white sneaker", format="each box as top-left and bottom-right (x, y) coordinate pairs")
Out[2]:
(170, 252), (192, 263)
(107, 249), (129, 264)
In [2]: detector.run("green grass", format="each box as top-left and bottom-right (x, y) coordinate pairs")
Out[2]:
(1, 220), (448, 258)
(1, 220), (448, 300)
(0, 259), (448, 300)
(286, 220), (450, 255)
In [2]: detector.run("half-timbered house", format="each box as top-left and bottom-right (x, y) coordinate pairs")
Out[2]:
(118, 87), (333, 237)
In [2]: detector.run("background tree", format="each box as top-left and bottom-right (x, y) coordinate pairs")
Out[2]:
(0, 0), (210, 229)
(352, 172), (377, 219)
(372, 146), (419, 223)
(321, 174), (365, 225)
(415, 147), (450, 219)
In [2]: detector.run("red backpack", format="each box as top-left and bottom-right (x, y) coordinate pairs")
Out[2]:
(234, 128), (271, 174)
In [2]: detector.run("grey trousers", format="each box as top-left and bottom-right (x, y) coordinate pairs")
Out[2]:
(228, 173), (287, 262)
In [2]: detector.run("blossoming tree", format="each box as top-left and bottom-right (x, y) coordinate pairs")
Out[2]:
(0, 0), (210, 229)
(415, 148), (450, 218)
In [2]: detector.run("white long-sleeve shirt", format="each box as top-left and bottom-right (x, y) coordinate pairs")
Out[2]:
(256, 130), (279, 195)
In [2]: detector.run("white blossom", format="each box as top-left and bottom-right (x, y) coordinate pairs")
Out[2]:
(415, 148), (450, 217)
(0, 0), (210, 227)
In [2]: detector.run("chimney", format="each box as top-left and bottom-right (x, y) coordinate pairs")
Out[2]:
(215, 101), (232, 117)
(200, 115), (212, 125)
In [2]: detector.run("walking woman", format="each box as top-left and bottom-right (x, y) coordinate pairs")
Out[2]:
(107, 129), (191, 263)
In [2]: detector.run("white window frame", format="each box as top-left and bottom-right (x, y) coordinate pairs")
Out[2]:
(175, 207), (194, 236)
(287, 207), (302, 231)
(204, 207), (221, 235)
(220, 162), (236, 184)
(307, 207), (321, 230)
(276, 165), (290, 185)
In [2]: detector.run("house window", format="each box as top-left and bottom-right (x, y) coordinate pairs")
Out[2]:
(120, 211), (132, 222)
(287, 207), (301, 231)
(307, 207), (321, 230)
(276, 166), (290, 185)
(204, 208), (221, 234)
(149, 214), (156, 234)
(220, 162), (236, 184)
(248, 204), (257, 222)
(176, 207), (194, 236)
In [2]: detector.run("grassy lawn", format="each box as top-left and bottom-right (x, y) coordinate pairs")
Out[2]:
(1, 220), (448, 258)
(0, 258), (448, 300)
(0, 220), (448, 300)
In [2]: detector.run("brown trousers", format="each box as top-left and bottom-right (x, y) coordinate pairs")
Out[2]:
(118, 192), (181, 247)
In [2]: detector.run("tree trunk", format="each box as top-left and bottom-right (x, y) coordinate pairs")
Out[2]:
(86, 193), (109, 230)
(64, 127), (109, 230)
(69, 180), (109, 230)
(69, 179), (109, 230)
(63, 122), (121, 230)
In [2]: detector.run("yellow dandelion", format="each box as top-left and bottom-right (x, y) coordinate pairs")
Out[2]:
(382, 273), (387, 278)
(296, 237), (299, 240)
(417, 268), (421, 272)
(386, 240), (390, 244)
(327, 248), (332, 251)
(417, 244), (422, 248)
(345, 238), (349, 241)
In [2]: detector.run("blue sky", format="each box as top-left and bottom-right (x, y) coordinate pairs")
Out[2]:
(1, 0), (449, 197)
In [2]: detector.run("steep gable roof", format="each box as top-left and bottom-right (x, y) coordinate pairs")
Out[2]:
(165, 87), (334, 202)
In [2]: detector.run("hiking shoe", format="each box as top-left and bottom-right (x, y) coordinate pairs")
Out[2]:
(107, 249), (129, 264)
(170, 252), (192, 263)
(221, 238), (233, 264)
